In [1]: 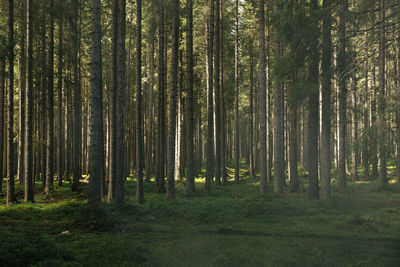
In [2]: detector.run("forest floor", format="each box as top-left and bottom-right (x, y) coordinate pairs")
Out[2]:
(1, 160), (400, 266)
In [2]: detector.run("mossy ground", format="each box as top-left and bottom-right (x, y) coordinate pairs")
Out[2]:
(1, 160), (400, 266)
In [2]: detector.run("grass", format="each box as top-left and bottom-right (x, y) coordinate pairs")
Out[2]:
(1, 160), (400, 266)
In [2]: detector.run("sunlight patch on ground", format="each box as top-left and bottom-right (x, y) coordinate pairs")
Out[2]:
(354, 181), (371, 184)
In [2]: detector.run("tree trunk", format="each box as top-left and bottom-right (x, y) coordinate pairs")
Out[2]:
(320, 0), (332, 201)
(378, 0), (387, 186)
(289, 102), (298, 193)
(234, 0), (240, 184)
(185, 0), (195, 194)
(337, 0), (348, 193)
(0, 56), (4, 193)
(136, 0), (144, 203)
(214, 0), (221, 186)
(249, 53), (254, 179)
(351, 76), (358, 181)
(362, 29), (369, 181)
(88, 0), (103, 211)
(45, 0), (55, 193)
(146, 41), (154, 183)
(156, 0), (166, 193)
(258, 0), (267, 193)
(24, 0), (34, 202)
(205, 0), (215, 193)
(273, 4), (284, 195)
(166, 0), (179, 201)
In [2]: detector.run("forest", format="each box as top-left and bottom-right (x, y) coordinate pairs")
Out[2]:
(0, 0), (400, 265)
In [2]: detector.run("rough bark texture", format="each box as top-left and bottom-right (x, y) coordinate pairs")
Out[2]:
(337, 0), (348, 193)
(108, 0), (118, 201)
(205, 0), (215, 193)
(258, 0), (267, 193)
(115, 0), (126, 206)
(185, 0), (195, 194)
(378, 0), (387, 186)
(88, 0), (103, 211)
(166, 0), (179, 201)
(308, 0), (319, 200)
(273, 4), (284, 195)
(136, 0), (144, 203)
(320, 0), (332, 201)
(234, 0), (240, 184)
(0, 57), (4, 193)
(57, 0), (64, 187)
(214, 0), (221, 186)
(7, 0), (16, 205)
(25, 0), (34, 202)
(45, 0), (55, 193)
(156, 1), (166, 193)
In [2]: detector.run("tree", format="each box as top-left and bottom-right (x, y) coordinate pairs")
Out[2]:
(234, 0), (239, 184)
(307, 0), (319, 200)
(25, 0), (34, 202)
(136, 0), (144, 203)
(337, 0), (348, 193)
(166, 0), (180, 201)
(57, 0), (64, 187)
(7, 0), (16, 205)
(205, 0), (215, 193)
(0, 55), (5, 193)
(273, 3), (285, 195)
(185, 0), (195, 194)
(378, 0), (387, 186)
(45, 0), (55, 193)
(214, 0), (221, 186)
(258, 0), (267, 193)
(88, 0), (103, 212)
(320, 0), (332, 201)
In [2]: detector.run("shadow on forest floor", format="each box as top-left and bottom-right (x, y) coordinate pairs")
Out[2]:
(1, 160), (400, 266)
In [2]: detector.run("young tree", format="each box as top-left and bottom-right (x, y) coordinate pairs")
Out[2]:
(214, 0), (221, 186)
(258, 0), (267, 193)
(88, 0), (103, 211)
(234, 0), (240, 184)
(0, 56), (4, 193)
(57, 0), (64, 187)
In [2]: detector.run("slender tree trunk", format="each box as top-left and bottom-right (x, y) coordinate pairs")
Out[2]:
(320, 0), (332, 201)
(45, 0), (55, 193)
(249, 53), (254, 179)
(17, 3), (26, 185)
(289, 101), (298, 193)
(166, 0), (179, 201)
(362, 29), (369, 181)
(214, 0), (221, 186)
(146, 41), (154, 183)
(351, 76), (358, 181)
(396, 37), (400, 183)
(205, 0), (215, 193)
(378, 0), (387, 186)
(24, 0), (34, 202)
(307, 0), (319, 200)
(185, 0), (195, 194)
(273, 4), (284, 195)
(88, 0), (103, 211)
(337, 0), (348, 193)
(108, 0), (119, 200)
(0, 56), (4, 193)
(220, 0), (227, 185)
(7, 0), (16, 204)
(258, 0), (267, 193)
(71, 1), (82, 192)
(234, 0), (240, 184)
(156, 0), (166, 193)
(115, 0), (126, 206)
(136, 0), (144, 203)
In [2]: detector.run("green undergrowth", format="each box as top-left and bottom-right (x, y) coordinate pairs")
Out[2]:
(1, 161), (400, 266)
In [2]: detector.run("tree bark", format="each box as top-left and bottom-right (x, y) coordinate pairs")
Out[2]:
(320, 0), (332, 201)
(337, 0), (348, 193)
(136, 0), (144, 203)
(24, 0), (34, 202)
(259, 0), (267, 193)
(88, 0), (103, 211)
(214, 0), (221, 186)
(0, 56), (4, 193)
